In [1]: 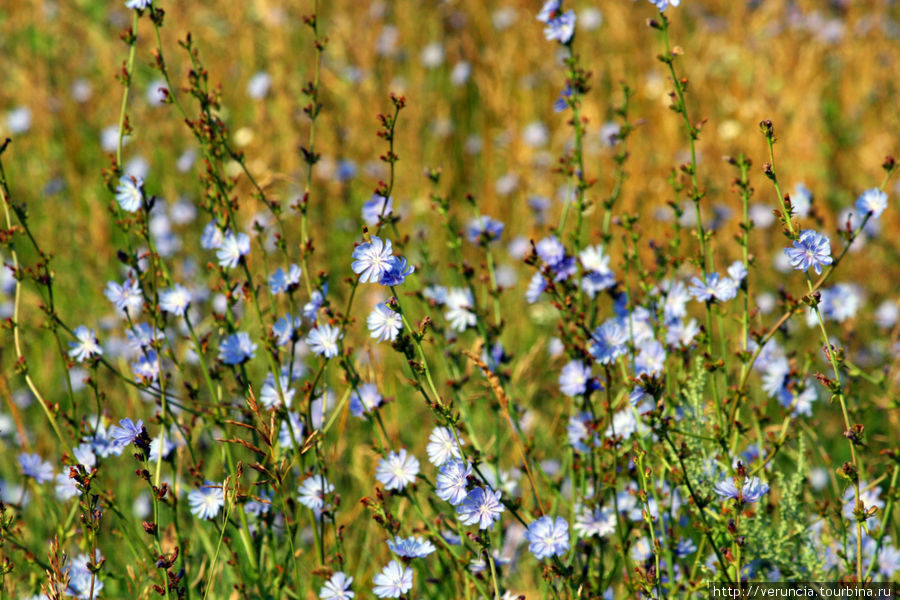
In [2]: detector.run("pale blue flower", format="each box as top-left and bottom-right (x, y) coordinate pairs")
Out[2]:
(559, 360), (592, 397)
(85, 422), (128, 458)
(423, 285), (448, 305)
(217, 232), (251, 269)
(436, 460), (472, 505)
(536, 236), (566, 269)
(727, 260), (747, 283)
(306, 324), (342, 358)
(320, 571), (354, 600)
(115, 175), (143, 212)
(689, 272), (737, 302)
(426, 427), (463, 466)
(272, 314), (302, 346)
(66, 552), (105, 599)
(303, 284), (328, 322)
(362, 195), (393, 225)
(352, 236), (395, 284)
(631, 537), (653, 562)
(68, 326), (103, 362)
(132, 350), (160, 382)
(105, 278), (143, 315)
(468, 552), (510, 574)
(856, 188), (887, 219)
(649, 0), (680, 11)
(675, 538), (698, 557)
(219, 332), (257, 365)
(298, 474), (334, 513)
(466, 215), (504, 244)
(790, 183), (813, 217)
(109, 418), (143, 446)
(336, 160), (358, 181)
(581, 270), (616, 298)
(665, 318), (700, 347)
(188, 482), (225, 520)
(201, 221), (224, 249)
(785, 230), (833, 275)
(574, 507), (616, 538)
(260, 370), (296, 409)
(6, 106), (31, 134)
(590, 319), (628, 365)
(127, 323), (161, 352)
(554, 85), (573, 112)
(604, 409), (640, 439)
(568, 412), (597, 453)
(349, 383), (382, 417)
(55, 472), (79, 500)
(444, 288), (476, 331)
(876, 544), (900, 578)
(387, 536), (436, 558)
(526, 516), (570, 559)
(72, 444), (97, 468)
(457, 486), (504, 529)
(159, 284), (191, 316)
(526, 272), (547, 304)
(713, 476), (769, 503)
(537, 0), (562, 23)
(544, 10), (576, 43)
(149, 433), (176, 462)
(379, 256), (415, 286)
(375, 449), (420, 491)
(820, 283), (863, 322)
(663, 280), (690, 321)
(842, 481), (883, 521)
(635, 340), (666, 377)
(18, 453), (54, 484)
(367, 303), (402, 342)
(278, 412), (305, 449)
(245, 490), (273, 518)
(372, 560), (412, 598)
(269, 264), (302, 294)
(247, 71), (271, 99)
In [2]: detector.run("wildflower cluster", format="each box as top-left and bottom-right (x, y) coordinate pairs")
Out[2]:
(0, 0), (898, 599)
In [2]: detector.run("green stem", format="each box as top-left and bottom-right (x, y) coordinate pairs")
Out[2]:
(0, 155), (73, 456)
(391, 287), (442, 406)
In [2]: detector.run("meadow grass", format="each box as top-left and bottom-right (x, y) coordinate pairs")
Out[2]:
(1, 1), (899, 598)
